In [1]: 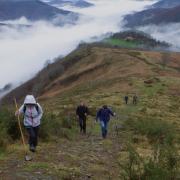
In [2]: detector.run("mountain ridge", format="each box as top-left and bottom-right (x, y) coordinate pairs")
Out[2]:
(152, 0), (180, 8)
(47, 0), (93, 8)
(2, 43), (180, 105)
(125, 5), (180, 27)
(0, 0), (78, 24)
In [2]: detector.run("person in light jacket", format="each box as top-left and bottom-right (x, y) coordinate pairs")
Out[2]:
(15, 95), (43, 152)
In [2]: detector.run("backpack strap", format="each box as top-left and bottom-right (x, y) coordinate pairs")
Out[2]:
(23, 105), (26, 114)
(35, 104), (39, 113)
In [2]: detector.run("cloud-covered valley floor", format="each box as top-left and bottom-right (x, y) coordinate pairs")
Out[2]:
(0, 0), (176, 89)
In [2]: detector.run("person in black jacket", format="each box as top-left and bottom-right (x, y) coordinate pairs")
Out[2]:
(124, 95), (129, 104)
(76, 102), (89, 134)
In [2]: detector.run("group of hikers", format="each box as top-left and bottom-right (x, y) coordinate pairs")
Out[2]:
(76, 102), (116, 138)
(15, 94), (138, 152)
(124, 94), (138, 105)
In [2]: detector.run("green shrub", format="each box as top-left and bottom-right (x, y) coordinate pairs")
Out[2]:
(119, 145), (143, 180)
(126, 117), (175, 145)
(119, 145), (179, 180)
(40, 112), (77, 141)
(40, 113), (60, 140)
(142, 159), (169, 180)
(61, 115), (76, 129)
(142, 145), (179, 180)
(0, 108), (20, 151)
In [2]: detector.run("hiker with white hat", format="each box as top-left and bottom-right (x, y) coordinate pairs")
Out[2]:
(15, 95), (43, 152)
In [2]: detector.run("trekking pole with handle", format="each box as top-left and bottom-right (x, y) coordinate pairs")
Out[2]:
(14, 98), (32, 161)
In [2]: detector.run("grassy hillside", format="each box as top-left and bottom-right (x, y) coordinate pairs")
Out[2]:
(0, 45), (180, 179)
(103, 31), (170, 50)
(104, 38), (138, 48)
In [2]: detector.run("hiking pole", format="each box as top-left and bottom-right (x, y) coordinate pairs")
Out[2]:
(14, 98), (32, 161)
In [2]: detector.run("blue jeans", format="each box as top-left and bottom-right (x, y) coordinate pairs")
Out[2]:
(100, 121), (108, 138)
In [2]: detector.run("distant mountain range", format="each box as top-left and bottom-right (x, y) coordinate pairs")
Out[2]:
(46, 0), (93, 8)
(0, 0), (78, 25)
(151, 0), (180, 8)
(124, 0), (180, 28)
(0, 83), (13, 98)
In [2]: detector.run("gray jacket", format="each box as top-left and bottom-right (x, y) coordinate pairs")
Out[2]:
(19, 103), (43, 127)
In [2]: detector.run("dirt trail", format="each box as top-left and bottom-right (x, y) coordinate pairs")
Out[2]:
(0, 121), (123, 180)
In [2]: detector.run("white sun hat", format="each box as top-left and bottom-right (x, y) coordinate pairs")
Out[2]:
(24, 95), (36, 105)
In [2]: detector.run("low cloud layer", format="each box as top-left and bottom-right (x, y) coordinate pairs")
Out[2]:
(138, 23), (180, 51)
(0, 0), (155, 89)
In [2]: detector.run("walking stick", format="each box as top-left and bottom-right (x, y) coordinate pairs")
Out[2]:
(14, 98), (32, 161)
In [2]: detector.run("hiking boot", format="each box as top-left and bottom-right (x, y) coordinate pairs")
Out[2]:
(30, 145), (36, 153)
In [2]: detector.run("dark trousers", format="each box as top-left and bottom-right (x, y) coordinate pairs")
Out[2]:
(26, 126), (39, 147)
(125, 98), (128, 104)
(133, 99), (137, 105)
(79, 117), (86, 134)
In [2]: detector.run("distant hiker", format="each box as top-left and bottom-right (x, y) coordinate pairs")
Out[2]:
(124, 95), (129, 104)
(76, 102), (89, 134)
(96, 105), (115, 139)
(15, 95), (43, 152)
(133, 95), (138, 105)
